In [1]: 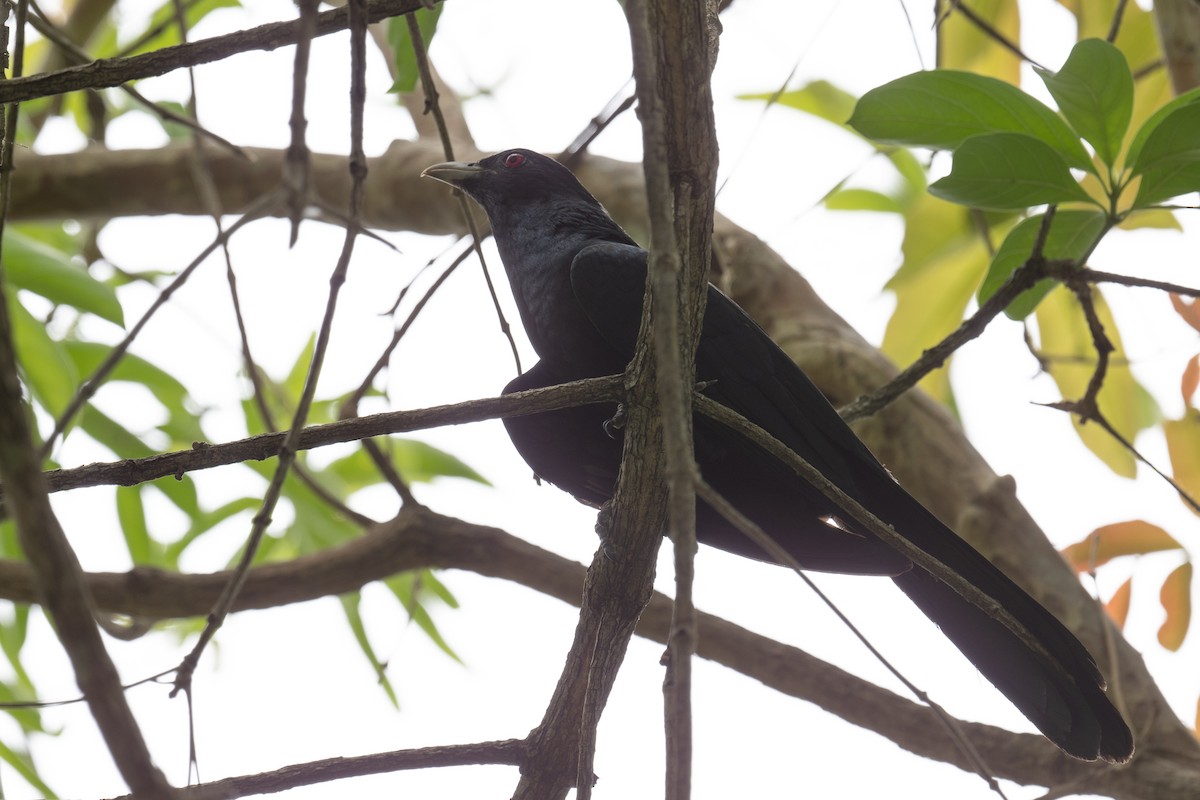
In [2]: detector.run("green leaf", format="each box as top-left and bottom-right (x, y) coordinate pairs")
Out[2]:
(929, 133), (1093, 210)
(849, 70), (1092, 169)
(387, 6), (443, 94)
(1129, 101), (1200, 205)
(386, 570), (462, 663)
(0, 737), (57, 798)
(9, 297), (78, 419)
(740, 80), (857, 126)
(825, 188), (904, 213)
(1129, 101), (1200, 173)
(78, 406), (199, 515)
(339, 593), (399, 708)
(117, 486), (158, 566)
(163, 496), (261, 564)
(64, 341), (205, 445)
(327, 439), (491, 487)
(978, 210), (1108, 319)
(1135, 161), (1200, 208)
(2, 230), (124, 325)
(1125, 86), (1200, 168)
(1034, 39), (1133, 166)
(109, 0), (242, 58)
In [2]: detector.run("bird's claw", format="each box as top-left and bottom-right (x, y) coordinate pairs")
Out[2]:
(603, 403), (627, 439)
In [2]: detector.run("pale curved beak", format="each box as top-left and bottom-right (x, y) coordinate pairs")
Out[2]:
(420, 161), (483, 188)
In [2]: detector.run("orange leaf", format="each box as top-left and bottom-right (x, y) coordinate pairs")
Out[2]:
(1061, 520), (1183, 572)
(1105, 576), (1133, 629)
(1158, 562), (1193, 651)
(1184, 355), (1200, 407)
(1171, 293), (1200, 333)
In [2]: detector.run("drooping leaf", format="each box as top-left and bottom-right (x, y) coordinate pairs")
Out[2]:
(1158, 562), (1193, 651)
(387, 5), (444, 94)
(929, 133), (1094, 210)
(8, 297), (78, 419)
(1060, 520), (1183, 571)
(0, 737), (57, 799)
(1035, 285), (1158, 476)
(849, 71), (1092, 169)
(116, 486), (156, 566)
(339, 593), (399, 708)
(1164, 413), (1200, 517)
(163, 496), (261, 565)
(2, 230), (124, 325)
(1105, 576), (1133, 629)
(386, 570), (462, 664)
(64, 341), (205, 446)
(1034, 39), (1133, 166)
(977, 209), (1107, 319)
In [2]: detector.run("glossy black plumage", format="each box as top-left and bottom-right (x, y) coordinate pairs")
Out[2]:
(422, 149), (1133, 762)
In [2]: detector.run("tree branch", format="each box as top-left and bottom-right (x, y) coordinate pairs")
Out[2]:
(0, 0), (435, 105)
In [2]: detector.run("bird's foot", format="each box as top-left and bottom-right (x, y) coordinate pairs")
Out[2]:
(595, 502), (618, 561)
(602, 403), (627, 439)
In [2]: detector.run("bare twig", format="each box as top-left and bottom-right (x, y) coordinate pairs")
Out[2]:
(34, 376), (625, 496)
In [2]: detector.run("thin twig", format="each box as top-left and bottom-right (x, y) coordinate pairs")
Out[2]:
(1107, 0), (1130, 43)
(33, 376), (625, 497)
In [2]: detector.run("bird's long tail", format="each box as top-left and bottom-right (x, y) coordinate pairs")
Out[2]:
(871, 472), (1134, 762)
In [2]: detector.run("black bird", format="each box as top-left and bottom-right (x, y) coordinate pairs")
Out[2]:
(422, 149), (1133, 762)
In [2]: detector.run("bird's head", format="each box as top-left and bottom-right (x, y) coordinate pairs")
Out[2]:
(421, 149), (601, 216)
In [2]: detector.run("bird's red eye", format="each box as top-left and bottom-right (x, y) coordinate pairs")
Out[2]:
(503, 152), (526, 168)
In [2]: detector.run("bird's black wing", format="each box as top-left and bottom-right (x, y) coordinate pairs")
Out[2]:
(570, 241), (909, 573)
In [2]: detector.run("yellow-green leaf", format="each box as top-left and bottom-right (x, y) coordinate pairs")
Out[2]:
(940, 0), (1021, 84)
(882, 195), (994, 407)
(1164, 412), (1200, 516)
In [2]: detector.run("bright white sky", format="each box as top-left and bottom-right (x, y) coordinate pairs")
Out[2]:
(12, 0), (1197, 798)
